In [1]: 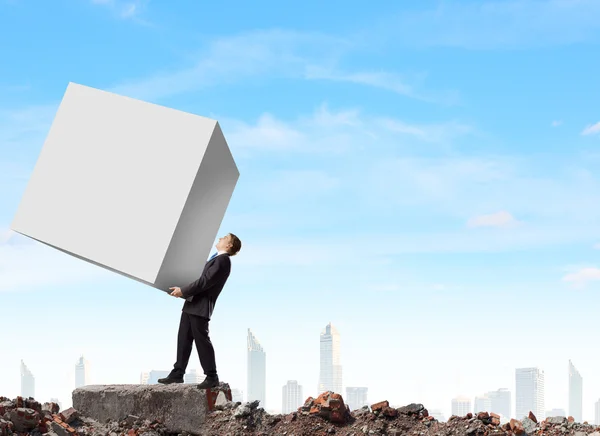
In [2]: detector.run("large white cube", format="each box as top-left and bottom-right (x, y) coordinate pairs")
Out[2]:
(11, 82), (239, 292)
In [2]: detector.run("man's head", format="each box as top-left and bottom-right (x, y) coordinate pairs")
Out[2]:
(216, 233), (242, 256)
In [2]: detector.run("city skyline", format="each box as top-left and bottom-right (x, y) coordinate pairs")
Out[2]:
(2, 0), (600, 424)
(11, 349), (600, 422)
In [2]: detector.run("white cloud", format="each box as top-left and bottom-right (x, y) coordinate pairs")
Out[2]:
(582, 121), (600, 136)
(562, 267), (600, 289)
(467, 211), (519, 228)
(552, 120), (563, 127)
(377, 118), (473, 143)
(593, 242), (600, 249)
(108, 30), (348, 102)
(304, 67), (460, 105)
(221, 103), (473, 157)
(108, 29), (455, 104)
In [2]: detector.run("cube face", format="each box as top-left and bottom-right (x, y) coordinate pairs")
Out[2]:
(11, 82), (239, 290)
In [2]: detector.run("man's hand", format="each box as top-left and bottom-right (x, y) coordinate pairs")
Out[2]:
(169, 287), (183, 298)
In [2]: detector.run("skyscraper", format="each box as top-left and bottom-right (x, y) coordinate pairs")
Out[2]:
(515, 367), (545, 420)
(140, 372), (150, 384)
(346, 387), (368, 411)
(247, 328), (266, 408)
(595, 400), (600, 425)
(318, 323), (342, 395)
(75, 355), (90, 388)
(451, 396), (471, 416)
(20, 360), (35, 398)
(474, 394), (492, 414)
(487, 388), (511, 421)
(569, 360), (583, 423)
(282, 380), (303, 414)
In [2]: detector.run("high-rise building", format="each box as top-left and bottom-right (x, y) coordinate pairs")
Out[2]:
(318, 323), (342, 395)
(282, 380), (303, 414)
(595, 400), (600, 425)
(75, 356), (90, 388)
(474, 395), (492, 414)
(515, 367), (545, 421)
(184, 369), (203, 384)
(147, 370), (170, 384)
(140, 372), (150, 384)
(247, 328), (266, 408)
(20, 360), (35, 398)
(346, 387), (368, 411)
(451, 396), (471, 416)
(487, 388), (511, 421)
(569, 360), (583, 423)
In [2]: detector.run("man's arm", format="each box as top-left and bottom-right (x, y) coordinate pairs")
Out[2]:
(180, 256), (230, 299)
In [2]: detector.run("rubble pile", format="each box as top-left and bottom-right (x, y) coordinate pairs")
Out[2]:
(0, 396), (171, 436)
(5, 391), (600, 435)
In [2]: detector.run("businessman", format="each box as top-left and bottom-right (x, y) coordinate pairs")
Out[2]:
(158, 233), (242, 389)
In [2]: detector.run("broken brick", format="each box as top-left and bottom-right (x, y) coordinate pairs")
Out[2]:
(371, 400), (389, 412)
(382, 407), (397, 418)
(59, 407), (79, 424)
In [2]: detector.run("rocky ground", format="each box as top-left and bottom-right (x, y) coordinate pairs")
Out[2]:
(3, 391), (600, 436)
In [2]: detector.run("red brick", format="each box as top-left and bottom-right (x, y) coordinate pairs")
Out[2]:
(371, 400), (389, 412)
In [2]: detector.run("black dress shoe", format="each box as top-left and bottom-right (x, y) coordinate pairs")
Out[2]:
(157, 376), (184, 384)
(197, 376), (219, 389)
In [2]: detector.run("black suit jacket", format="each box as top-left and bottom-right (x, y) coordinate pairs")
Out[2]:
(180, 253), (231, 320)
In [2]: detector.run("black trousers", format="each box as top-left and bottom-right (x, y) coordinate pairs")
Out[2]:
(171, 311), (217, 378)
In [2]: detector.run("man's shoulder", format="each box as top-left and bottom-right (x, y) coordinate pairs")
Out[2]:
(217, 254), (232, 263)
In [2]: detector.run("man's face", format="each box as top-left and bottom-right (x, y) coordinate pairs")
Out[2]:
(217, 234), (231, 250)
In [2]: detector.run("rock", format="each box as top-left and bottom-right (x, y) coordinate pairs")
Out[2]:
(304, 392), (350, 424)
(510, 418), (525, 435)
(382, 407), (397, 418)
(72, 384), (208, 434)
(477, 411), (489, 420)
(214, 391), (228, 409)
(9, 407), (40, 432)
(522, 416), (537, 434)
(125, 414), (139, 426)
(568, 416), (575, 423)
(547, 416), (566, 424)
(233, 403), (253, 418)
(59, 407), (79, 424)
(397, 403), (424, 415)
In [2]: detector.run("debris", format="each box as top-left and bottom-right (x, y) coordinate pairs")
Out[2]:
(2, 392), (600, 435)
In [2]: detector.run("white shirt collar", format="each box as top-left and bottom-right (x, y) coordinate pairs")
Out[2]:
(217, 250), (228, 255)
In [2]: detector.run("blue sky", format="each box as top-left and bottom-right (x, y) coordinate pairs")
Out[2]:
(1, 0), (600, 420)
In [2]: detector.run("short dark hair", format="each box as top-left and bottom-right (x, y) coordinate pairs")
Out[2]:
(227, 233), (242, 256)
